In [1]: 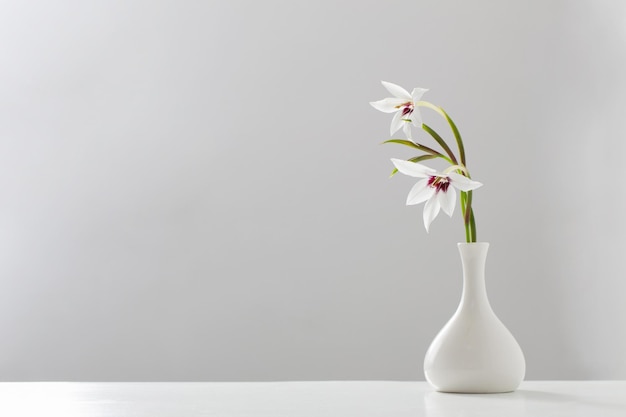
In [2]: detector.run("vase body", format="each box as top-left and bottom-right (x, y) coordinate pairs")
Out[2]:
(423, 242), (525, 393)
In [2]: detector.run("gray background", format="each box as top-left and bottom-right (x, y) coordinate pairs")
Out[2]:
(1, 0), (625, 381)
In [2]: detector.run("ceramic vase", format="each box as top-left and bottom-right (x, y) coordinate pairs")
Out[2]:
(423, 242), (525, 393)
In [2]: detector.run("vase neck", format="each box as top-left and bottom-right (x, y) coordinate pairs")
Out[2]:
(457, 243), (492, 312)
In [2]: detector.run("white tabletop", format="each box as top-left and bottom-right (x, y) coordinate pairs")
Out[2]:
(0, 381), (624, 417)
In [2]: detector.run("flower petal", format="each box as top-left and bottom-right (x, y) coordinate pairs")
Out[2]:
(406, 179), (434, 205)
(390, 159), (436, 178)
(449, 172), (483, 191)
(410, 108), (423, 128)
(390, 111), (404, 135)
(402, 120), (412, 139)
(411, 87), (428, 102)
(381, 81), (411, 99)
(438, 185), (456, 216)
(423, 195), (441, 232)
(370, 97), (406, 113)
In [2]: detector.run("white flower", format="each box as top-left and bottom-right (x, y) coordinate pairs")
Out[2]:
(370, 81), (428, 139)
(391, 158), (483, 232)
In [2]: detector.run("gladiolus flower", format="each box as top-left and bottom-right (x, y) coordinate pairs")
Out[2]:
(391, 158), (483, 232)
(370, 81), (428, 139)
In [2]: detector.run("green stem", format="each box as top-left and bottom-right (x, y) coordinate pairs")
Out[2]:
(469, 208), (477, 242)
(461, 192), (470, 242)
(462, 191), (478, 242)
(464, 190), (472, 232)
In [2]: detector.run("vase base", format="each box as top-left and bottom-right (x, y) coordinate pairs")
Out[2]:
(434, 388), (517, 394)
(426, 376), (522, 394)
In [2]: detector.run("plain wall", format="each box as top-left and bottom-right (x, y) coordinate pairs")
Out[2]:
(1, 0), (625, 381)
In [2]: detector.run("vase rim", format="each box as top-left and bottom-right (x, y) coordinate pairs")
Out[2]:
(457, 242), (489, 246)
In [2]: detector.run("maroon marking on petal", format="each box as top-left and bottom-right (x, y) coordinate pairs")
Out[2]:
(394, 102), (414, 114)
(428, 176), (451, 193)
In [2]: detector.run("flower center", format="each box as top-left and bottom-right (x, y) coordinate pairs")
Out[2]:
(428, 176), (450, 193)
(399, 102), (414, 117)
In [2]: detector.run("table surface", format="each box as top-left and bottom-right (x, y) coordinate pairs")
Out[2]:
(0, 381), (624, 417)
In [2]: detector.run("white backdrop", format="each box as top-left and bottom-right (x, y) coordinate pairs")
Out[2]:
(1, 0), (625, 381)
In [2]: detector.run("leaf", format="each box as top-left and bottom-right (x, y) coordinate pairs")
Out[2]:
(383, 139), (443, 157)
(382, 139), (422, 149)
(421, 124), (458, 164)
(409, 154), (439, 163)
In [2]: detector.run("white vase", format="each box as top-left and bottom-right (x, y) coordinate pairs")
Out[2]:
(423, 242), (525, 393)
